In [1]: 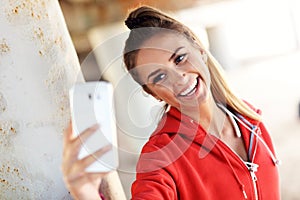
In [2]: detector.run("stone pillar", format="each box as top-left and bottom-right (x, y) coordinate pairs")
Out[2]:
(0, 0), (80, 199)
(0, 0), (125, 199)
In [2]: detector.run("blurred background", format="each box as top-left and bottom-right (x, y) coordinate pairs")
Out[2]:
(58, 0), (300, 199)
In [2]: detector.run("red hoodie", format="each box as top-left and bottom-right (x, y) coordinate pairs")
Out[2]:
(131, 105), (280, 200)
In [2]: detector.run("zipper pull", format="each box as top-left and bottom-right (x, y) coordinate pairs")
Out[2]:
(250, 170), (257, 182)
(245, 162), (259, 173)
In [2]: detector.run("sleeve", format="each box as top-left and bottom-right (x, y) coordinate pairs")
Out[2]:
(130, 134), (179, 200)
(131, 168), (177, 200)
(258, 121), (277, 156)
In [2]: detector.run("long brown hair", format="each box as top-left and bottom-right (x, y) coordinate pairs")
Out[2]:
(123, 5), (261, 121)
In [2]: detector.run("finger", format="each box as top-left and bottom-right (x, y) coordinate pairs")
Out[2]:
(85, 172), (108, 185)
(87, 172), (108, 180)
(63, 121), (73, 143)
(62, 121), (74, 159)
(65, 171), (108, 189)
(64, 145), (112, 182)
(70, 123), (100, 153)
(80, 145), (112, 170)
(63, 160), (109, 180)
(62, 123), (101, 169)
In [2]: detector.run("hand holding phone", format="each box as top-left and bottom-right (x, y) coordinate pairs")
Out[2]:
(69, 81), (118, 172)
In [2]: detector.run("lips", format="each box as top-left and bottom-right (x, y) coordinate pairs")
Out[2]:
(178, 76), (199, 97)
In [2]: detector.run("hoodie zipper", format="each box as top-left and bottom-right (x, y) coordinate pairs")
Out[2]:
(246, 162), (259, 200)
(227, 141), (260, 199)
(215, 104), (260, 199)
(250, 170), (258, 200)
(211, 135), (260, 200)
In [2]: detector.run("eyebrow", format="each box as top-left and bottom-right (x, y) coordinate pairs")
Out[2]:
(169, 47), (184, 61)
(147, 69), (161, 82)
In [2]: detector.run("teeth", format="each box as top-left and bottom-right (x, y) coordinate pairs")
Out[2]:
(179, 78), (198, 96)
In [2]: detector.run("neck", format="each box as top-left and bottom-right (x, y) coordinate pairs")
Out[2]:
(209, 104), (229, 137)
(180, 96), (227, 137)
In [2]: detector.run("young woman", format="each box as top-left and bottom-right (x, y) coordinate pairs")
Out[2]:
(62, 6), (280, 200)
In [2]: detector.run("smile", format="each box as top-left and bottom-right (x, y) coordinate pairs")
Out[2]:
(178, 76), (199, 97)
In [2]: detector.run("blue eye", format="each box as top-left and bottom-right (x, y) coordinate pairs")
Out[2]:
(175, 54), (187, 65)
(153, 73), (166, 84)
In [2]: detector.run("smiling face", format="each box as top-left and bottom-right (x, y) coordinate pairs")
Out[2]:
(134, 32), (211, 114)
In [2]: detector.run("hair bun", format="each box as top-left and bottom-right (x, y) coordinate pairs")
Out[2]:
(125, 17), (141, 29)
(125, 16), (160, 30)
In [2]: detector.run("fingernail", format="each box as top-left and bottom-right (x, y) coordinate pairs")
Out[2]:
(105, 144), (112, 150)
(102, 144), (112, 152)
(91, 123), (100, 130)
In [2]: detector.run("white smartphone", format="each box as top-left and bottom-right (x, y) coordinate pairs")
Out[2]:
(69, 81), (118, 172)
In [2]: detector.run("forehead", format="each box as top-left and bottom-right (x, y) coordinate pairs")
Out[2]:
(133, 33), (192, 83)
(136, 32), (191, 65)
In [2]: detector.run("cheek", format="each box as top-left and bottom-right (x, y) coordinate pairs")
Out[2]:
(188, 56), (210, 85)
(149, 84), (175, 99)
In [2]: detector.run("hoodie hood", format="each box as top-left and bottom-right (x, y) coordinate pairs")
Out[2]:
(150, 106), (206, 140)
(151, 103), (261, 141)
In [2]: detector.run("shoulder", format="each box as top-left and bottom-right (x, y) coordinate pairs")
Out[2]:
(141, 132), (175, 153)
(143, 107), (181, 150)
(137, 122), (191, 173)
(242, 100), (262, 115)
(233, 100), (263, 125)
(239, 101), (277, 152)
(136, 133), (178, 173)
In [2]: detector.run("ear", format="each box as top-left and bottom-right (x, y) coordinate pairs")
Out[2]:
(151, 92), (163, 102)
(154, 96), (163, 102)
(149, 91), (162, 102)
(200, 49), (208, 65)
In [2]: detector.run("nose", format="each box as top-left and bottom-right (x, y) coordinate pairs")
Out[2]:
(171, 68), (188, 86)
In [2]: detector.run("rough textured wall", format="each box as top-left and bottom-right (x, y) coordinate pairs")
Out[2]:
(0, 0), (83, 199)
